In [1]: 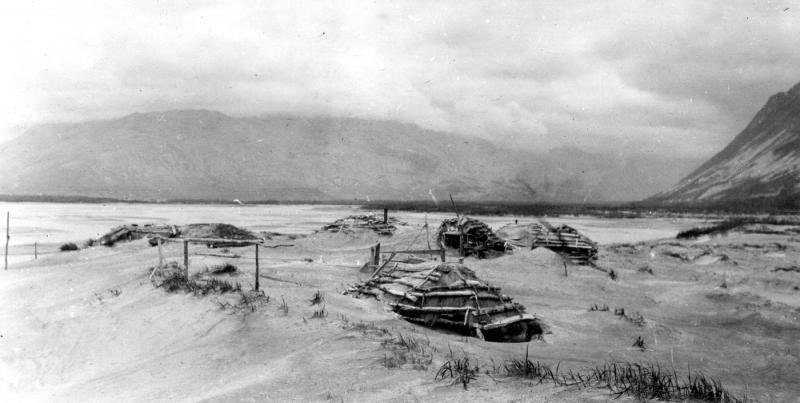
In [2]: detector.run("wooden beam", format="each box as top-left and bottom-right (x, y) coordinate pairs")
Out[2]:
(380, 248), (445, 255)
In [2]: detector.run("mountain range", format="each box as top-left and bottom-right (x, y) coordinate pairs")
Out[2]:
(0, 110), (701, 203)
(651, 81), (800, 209)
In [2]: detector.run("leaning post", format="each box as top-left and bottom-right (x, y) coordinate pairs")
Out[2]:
(255, 244), (260, 291)
(183, 240), (189, 279)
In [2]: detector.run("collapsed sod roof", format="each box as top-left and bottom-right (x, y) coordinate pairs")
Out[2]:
(96, 223), (259, 248)
(437, 217), (508, 258)
(322, 215), (404, 236)
(497, 222), (598, 265)
(349, 261), (544, 342)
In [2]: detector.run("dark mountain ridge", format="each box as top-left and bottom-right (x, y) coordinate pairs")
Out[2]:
(650, 81), (800, 209)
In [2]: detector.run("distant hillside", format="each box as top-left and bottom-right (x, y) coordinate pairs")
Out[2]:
(0, 110), (698, 203)
(650, 81), (800, 209)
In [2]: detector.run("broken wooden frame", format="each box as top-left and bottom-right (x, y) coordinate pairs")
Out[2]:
(151, 236), (266, 291)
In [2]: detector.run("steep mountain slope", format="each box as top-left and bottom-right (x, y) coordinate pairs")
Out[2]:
(0, 110), (697, 202)
(651, 82), (800, 207)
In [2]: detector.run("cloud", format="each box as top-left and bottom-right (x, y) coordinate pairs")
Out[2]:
(1, 0), (798, 159)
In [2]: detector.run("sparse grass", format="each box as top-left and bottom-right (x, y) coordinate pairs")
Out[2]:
(632, 336), (646, 350)
(436, 354), (479, 389)
(450, 346), (752, 402)
(84, 238), (96, 248)
(218, 290), (270, 313)
(339, 315), (391, 336)
(278, 297), (289, 315)
(309, 290), (325, 305)
(59, 242), (79, 251)
(211, 263), (237, 274)
(382, 332), (434, 370)
(638, 265), (654, 275)
(608, 269), (618, 280)
(589, 304), (610, 312)
(310, 305), (328, 319)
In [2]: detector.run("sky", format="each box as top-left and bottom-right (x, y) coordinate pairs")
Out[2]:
(1, 0), (798, 159)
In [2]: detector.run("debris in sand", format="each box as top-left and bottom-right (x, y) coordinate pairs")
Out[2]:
(322, 214), (404, 235)
(437, 217), (508, 258)
(348, 261), (545, 342)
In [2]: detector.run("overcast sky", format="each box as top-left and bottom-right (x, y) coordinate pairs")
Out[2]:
(1, 1), (798, 158)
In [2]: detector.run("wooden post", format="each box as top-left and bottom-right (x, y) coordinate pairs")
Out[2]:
(563, 261), (568, 277)
(34, 242), (37, 260)
(254, 244), (260, 291)
(425, 213), (433, 260)
(4, 212), (9, 271)
(440, 240), (446, 263)
(458, 228), (464, 257)
(383, 208), (388, 224)
(373, 243), (381, 266)
(157, 238), (164, 270)
(183, 240), (189, 279)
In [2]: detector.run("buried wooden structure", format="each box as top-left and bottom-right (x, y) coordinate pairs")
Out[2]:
(437, 217), (508, 258)
(349, 260), (544, 342)
(321, 212), (404, 236)
(531, 222), (598, 265)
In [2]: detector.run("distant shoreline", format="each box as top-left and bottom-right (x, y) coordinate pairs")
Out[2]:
(1, 194), (797, 216)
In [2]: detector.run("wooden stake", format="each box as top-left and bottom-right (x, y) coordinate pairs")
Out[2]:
(563, 261), (568, 277)
(373, 243), (381, 266)
(425, 214), (433, 260)
(383, 208), (388, 224)
(4, 212), (9, 271)
(157, 238), (163, 270)
(439, 240), (446, 263)
(183, 240), (189, 279)
(34, 242), (37, 260)
(255, 244), (260, 291)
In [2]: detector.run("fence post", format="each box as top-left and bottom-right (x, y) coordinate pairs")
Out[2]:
(255, 244), (260, 291)
(34, 242), (37, 260)
(157, 238), (163, 270)
(183, 240), (189, 279)
(373, 242), (380, 266)
(4, 212), (9, 271)
(383, 208), (388, 224)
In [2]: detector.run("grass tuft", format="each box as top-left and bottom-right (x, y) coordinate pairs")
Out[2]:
(211, 263), (237, 274)
(309, 290), (325, 305)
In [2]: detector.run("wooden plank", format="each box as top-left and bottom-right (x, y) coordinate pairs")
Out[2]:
(381, 249), (445, 255)
(155, 236), (264, 245)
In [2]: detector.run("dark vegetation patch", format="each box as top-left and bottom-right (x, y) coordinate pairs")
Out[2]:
(677, 216), (800, 239)
(158, 272), (242, 294)
(309, 290), (325, 305)
(211, 263), (237, 274)
(59, 242), (79, 251)
(773, 265), (800, 273)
